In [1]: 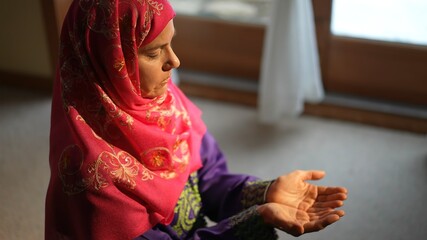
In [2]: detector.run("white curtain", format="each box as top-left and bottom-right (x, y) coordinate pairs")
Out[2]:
(258, 0), (324, 124)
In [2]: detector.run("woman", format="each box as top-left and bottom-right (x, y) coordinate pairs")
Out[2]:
(45, 0), (347, 239)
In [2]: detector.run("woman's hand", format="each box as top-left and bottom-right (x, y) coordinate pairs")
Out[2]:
(261, 170), (347, 235)
(257, 202), (345, 237)
(266, 170), (347, 211)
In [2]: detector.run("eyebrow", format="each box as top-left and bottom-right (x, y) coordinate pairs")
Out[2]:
(142, 30), (177, 51)
(143, 43), (168, 51)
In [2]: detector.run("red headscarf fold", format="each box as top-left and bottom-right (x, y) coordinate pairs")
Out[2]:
(45, 1), (206, 239)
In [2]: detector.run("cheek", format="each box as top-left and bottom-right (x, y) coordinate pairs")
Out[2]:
(138, 59), (157, 90)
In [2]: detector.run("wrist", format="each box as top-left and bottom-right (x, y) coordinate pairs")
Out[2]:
(241, 180), (274, 208)
(230, 205), (278, 240)
(263, 180), (274, 203)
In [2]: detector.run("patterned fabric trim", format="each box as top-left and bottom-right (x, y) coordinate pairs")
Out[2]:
(230, 205), (278, 240)
(241, 180), (273, 209)
(171, 172), (205, 237)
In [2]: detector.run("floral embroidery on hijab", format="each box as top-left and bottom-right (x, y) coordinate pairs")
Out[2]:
(47, 1), (206, 238)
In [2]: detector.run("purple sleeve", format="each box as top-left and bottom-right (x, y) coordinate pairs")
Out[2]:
(135, 132), (277, 240)
(197, 131), (269, 221)
(137, 206), (277, 240)
(191, 206), (278, 240)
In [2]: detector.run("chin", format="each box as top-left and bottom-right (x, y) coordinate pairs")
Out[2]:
(142, 89), (167, 99)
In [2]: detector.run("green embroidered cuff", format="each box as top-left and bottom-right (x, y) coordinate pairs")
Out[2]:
(230, 205), (278, 240)
(241, 180), (273, 209)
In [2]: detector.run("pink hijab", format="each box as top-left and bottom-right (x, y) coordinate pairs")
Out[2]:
(45, 1), (206, 239)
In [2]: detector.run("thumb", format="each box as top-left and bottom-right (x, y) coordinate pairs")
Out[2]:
(288, 223), (305, 237)
(302, 170), (326, 181)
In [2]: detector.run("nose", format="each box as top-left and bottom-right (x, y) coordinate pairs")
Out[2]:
(163, 48), (180, 71)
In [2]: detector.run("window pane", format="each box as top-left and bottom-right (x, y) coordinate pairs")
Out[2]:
(169, 0), (272, 24)
(331, 0), (427, 46)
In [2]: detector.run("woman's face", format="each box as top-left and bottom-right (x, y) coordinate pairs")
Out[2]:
(138, 20), (180, 98)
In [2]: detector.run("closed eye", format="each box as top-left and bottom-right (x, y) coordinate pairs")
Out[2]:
(141, 48), (162, 59)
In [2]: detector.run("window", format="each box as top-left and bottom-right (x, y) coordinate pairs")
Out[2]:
(315, 0), (427, 106)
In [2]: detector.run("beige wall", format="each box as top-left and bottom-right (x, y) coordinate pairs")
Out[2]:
(0, 0), (52, 78)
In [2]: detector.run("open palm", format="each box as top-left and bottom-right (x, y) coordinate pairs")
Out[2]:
(258, 202), (345, 237)
(259, 170), (347, 236)
(266, 170), (347, 211)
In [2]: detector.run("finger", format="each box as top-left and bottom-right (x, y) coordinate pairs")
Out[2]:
(307, 205), (344, 212)
(317, 186), (348, 195)
(309, 209), (346, 220)
(304, 213), (342, 233)
(308, 210), (333, 220)
(274, 219), (305, 237)
(312, 200), (344, 209)
(308, 207), (335, 216)
(277, 224), (305, 237)
(314, 210), (345, 222)
(317, 192), (348, 202)
(307, 207), (333, 213)
(300, 170), (326, 181)
(334, 210), (345, 217)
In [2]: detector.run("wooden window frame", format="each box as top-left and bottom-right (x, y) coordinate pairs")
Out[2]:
(315, 0), (427, 106)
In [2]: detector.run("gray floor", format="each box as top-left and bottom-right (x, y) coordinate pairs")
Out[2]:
(1, 87), (426, 239)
